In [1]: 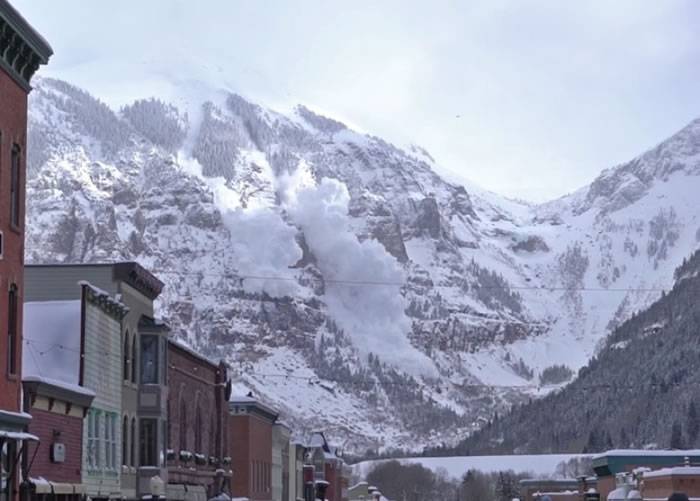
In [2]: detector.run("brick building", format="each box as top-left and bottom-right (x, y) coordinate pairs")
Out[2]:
(0, 2), (51, 501)
(167, 340), (231, 501)
(641, 466), (700, 500)
(592, 450), (700, 499)
(228, 396), (279, 501)
(22, 378), (95, 499)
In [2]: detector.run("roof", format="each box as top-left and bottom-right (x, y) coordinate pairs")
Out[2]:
(139, 315), (170, 333)
(229, 395), (279, 422)
(643, 466), (700, 479)
(27, 262), (164, 300)
(0, 0), (52, 90)
(22, 300), (82, 386)
(592, 450), (700, 477)
(23, 376), (95, 408)
(168, 338), (221, 370)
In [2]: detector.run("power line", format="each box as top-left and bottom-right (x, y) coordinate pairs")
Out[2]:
(151, 268), (672, 293)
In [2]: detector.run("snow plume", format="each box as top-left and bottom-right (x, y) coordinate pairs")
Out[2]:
(288, 177), (438, 377)
(222, 207), (302, 297)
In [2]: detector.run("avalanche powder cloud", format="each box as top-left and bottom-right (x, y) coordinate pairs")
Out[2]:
(288, 177), (438, 378)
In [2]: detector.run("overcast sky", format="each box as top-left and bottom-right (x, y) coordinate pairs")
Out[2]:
(14, 0), (700, 201)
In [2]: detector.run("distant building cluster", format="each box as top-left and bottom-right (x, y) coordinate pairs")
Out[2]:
(521, 450), (700, 501)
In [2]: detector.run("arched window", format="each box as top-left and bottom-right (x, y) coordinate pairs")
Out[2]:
(10, 145), (20, 228)
(167, 397), (172, 449)
(7, 284), (18, 375)
(122, 415), (129, 466)
(131, 335), (137, 383)
(130, 417), (136, 467)
(123, 332), (130, 381)
(195, 406), (202, 453)
(209, 415), (215, 457)
(179, 398), (188, 451)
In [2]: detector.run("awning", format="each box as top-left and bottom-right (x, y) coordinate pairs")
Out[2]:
(51, 483), (74, 495)
(0, 430), (39, 441)
(73, 484), (87, 495)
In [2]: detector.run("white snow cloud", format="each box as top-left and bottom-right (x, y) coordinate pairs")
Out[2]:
(222, 207), (302, 297)
(287, 177), (438, 377)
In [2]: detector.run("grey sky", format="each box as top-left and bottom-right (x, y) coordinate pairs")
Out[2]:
(14, 0), (700, 201)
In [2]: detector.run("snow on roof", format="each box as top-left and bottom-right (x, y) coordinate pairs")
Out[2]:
(168, 338), (220, 368)
(230, 395), (257, 403)
(0, 409), (32, 421)
(0, 430), (39, 441)
(22, 300), (82, 386)
(642, 466), (700, 479)
(594, 449), (700, 460)
(22, 375), (96, 398)
(307, 432), (327, 449)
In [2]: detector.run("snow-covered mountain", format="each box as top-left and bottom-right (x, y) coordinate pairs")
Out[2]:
(25, 77), (700, 453)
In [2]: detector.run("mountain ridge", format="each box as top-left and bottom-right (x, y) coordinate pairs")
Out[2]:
(25, 76), (700, 453)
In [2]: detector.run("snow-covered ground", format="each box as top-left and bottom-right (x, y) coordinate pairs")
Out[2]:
(353, 454), (592, 480)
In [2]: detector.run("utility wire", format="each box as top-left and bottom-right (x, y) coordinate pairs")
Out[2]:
(149, 269), (672, 293)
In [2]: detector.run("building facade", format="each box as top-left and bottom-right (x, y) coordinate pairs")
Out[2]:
(80, 283), (128, 499)
(167, 340), (231, 501)
(303, 432), (346, 501)
(24, 263), (169, 500)
(592, 450), (700, 499)
(22, 378), (95, 499)
(272, 423), (290, 501)
(288, 443), (304, 501)
(0, 2), (51, 501)
(229, 397), (279, 501)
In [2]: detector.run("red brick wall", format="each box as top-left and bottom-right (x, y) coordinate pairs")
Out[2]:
(325, 462), (340, 501)
(25, 408), (83, 483)
(167, 343), (229, 491)
(0, 64), (28, 412)
(229, 414), (273, 501)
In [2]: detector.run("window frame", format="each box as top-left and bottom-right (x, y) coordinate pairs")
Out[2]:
(122, 415), (129, 467)
(9, 144), (20, 230)
(139, 418), (158, 467)
(7, 284), (18, 376)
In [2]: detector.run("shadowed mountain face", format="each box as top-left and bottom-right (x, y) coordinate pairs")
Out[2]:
(25, 77), (700, 452)
(437, 249), (700, 455)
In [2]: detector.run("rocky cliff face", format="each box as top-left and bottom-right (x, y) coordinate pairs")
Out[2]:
(25, 77), (700, 452)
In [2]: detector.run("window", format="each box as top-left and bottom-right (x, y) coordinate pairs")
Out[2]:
(7, 284), (17, 375)
(140, 335), (159, 384)
(87, 410), (101, 469)
(123, 332), (130, 381)
(105, 413), (117, 469)
(131, 335), (137, 383)
(195, 406), (202, 453)
(130, 417), (136, 467)
(10, 145), (20, 228)
(122, 415), (129, 466)
(139, 418), (158, 466)
(179, 398), (188, 451)
(209, 415), (215, 457)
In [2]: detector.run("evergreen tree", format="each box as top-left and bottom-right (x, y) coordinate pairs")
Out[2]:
(671, 421), (684, 449)
(688, 402), (699, 446)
